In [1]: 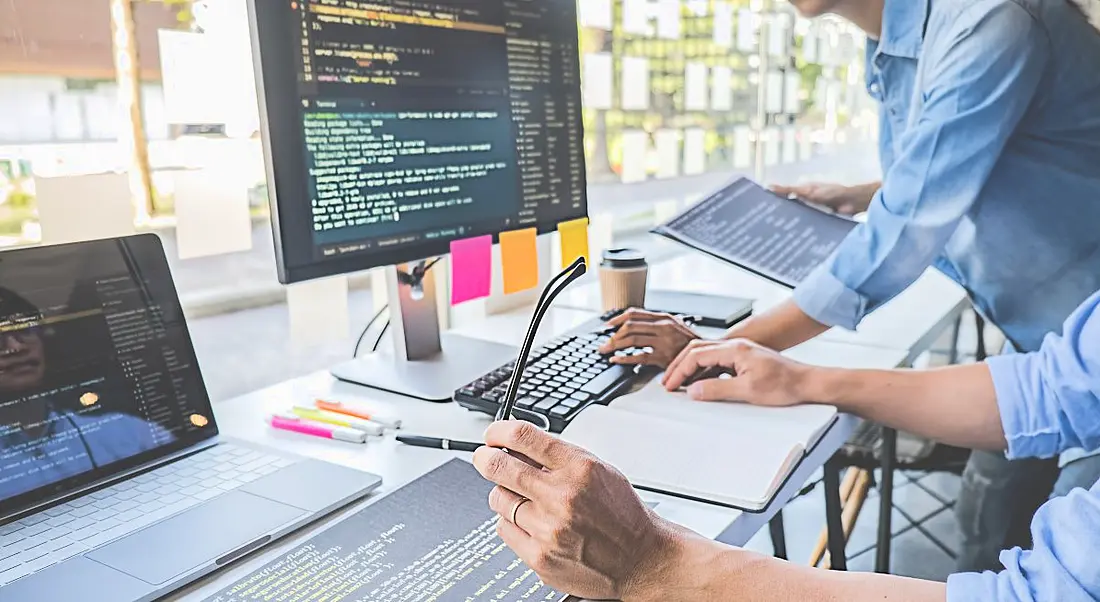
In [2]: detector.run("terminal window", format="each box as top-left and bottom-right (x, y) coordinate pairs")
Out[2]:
(293, 0), (586, 260)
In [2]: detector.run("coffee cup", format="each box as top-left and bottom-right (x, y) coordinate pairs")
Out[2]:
(599, 248), (648, 312)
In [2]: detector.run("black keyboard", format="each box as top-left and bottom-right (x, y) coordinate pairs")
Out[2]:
(453, 321), (648, 433)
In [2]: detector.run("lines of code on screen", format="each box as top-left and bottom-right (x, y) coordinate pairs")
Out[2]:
(291, 0), (585, 258)
(203, 460), (564, 602)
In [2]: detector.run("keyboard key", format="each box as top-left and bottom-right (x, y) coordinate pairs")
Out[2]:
(88, 509), (119, 522)
(68, 505), (96, 518)
(134, 492), (159, 505)
(155, 485), (179, 495)
(64, 517), (94, 532)
(115, 510), (143, 523)
(0, 524), (23, 537)
(21, 553), (58, 575)
(41, 506), (69, 518)
(217, 480), (244, 491)
(19, 523), (49, 538)
(173, 476), (200, 488)
(66, 497), (94, 508)
(159, 493), (186, 505)
(200, 478), (225, 489)
(111, 500), (138, 513)
(93, 517), (123, 533)
(17, 514), (47, 527)
(112, 480), (138, 491)
(47, 542), (87, 563)
(43, 526), (72, 541)
(135, 482), (159, 493)
(175, 467), (200, 479)
(88, 490), (114, 501)
(569, 391), (592, 402)
(561, 397), (581, 408)
(255, 465), (279, 476)
(515, 397), (538, 410)
(70, 526), (100, 542)
(237, 472), (261, 483)
(549, 405), (572, 418)
(581, 365), (631, 395)
(194, 489), (223, 501)
(0, 563), (33, 586)
(533, 398), (557, 412)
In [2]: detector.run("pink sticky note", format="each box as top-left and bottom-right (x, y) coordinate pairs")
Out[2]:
(450, 235), (493, 305)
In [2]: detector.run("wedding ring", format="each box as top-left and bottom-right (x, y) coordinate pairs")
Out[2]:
(510, 497), (530, 526)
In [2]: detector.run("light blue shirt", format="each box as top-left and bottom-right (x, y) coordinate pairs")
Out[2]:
(793, 0), (1100, 354)
(946, 290), (1100, 600)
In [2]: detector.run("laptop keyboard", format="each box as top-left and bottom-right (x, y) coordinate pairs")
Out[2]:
(0, 443), (294, 586)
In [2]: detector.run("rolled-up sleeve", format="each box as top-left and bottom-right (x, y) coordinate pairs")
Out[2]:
(793, 4), (1049, 330)
(987, 291), (1100, 461)
(946, 483), (1100, 602)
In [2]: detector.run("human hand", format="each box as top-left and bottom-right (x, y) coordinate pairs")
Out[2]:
(662, 338), (814, 407)
(771, 182), (874, 216)
(473, 421), (683, 601)
(598, 308), (701, 368)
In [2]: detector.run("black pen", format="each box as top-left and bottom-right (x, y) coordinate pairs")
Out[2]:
(397, 435), (481, 453)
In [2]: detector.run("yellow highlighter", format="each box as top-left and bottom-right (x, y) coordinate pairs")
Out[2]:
(291, 406), (385, 436)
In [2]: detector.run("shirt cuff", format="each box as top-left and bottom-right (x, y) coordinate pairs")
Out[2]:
(987, 354), (1062, 460)
(792, 265), (867, 331)
(946, 572), (1009, 602)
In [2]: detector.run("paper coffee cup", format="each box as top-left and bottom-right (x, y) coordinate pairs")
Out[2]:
(599, 249), (648, 312)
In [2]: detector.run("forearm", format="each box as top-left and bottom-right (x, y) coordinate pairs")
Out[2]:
(724, 299), (829, 352)
(629, 532), (946, 602)
(804, 364), (1008, 452)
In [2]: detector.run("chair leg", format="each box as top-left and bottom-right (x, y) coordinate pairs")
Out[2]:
(974, 313), (988, 362)
(876, 427), (898, 573)
(824, 456), (848, 570)
(769, 511), (788, 560)
(948, 313), (963, 365)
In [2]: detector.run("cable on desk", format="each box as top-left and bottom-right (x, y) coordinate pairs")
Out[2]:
(353, 305), (389, 358)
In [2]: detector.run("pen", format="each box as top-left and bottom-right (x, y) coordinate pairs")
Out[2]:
(291, 406), (385, 436)
(268, 414), (368, 444)
(315, 400), (402, 430)
(397, 435), (481, 453)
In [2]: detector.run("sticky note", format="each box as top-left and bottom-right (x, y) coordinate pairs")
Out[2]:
(579, 0), (613, 30)
(173, 168), (253, 259)
(713, 2), (734, 48)
(500, 228), (539, 294)
(711, 66), (733, 111)
(35, 173), (135, 245)
(449, 235), (492, 305)
(620, 130), (648, 183)
(685, 62), (709, 111)
(621, 57), (650, 110)
(557, 218), (590, 270)
(583, 53), (614, 110)
(655, 129), (681, 179)
(286, 275), (350, 347)
(656, 0), (682, 40)
(622, 0), (650, 35)
(684, 128), (707, 176)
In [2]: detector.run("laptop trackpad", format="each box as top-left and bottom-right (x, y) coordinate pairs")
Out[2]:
(87, 490), (305, 585)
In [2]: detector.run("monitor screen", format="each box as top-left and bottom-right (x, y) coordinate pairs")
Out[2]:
(0, 236), (217, 514)
(249, 0), (589, 283)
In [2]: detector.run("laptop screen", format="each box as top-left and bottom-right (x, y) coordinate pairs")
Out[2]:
(0, 235), (217, 515)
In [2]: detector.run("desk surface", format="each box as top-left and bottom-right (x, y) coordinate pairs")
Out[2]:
(167, 258), (965, 600)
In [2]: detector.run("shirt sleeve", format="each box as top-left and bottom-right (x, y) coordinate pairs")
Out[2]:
(946, 482), (1100, 602)
(793, 4), (1050, 330)
(986, 291), (1100, 461)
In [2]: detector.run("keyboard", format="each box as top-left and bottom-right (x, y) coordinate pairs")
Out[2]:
(0, 443), (294, 586)
(454, 320), (650, 433)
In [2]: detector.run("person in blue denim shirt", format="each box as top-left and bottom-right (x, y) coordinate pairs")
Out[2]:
(600, 0), (1100, 572)
(474, 289), (1100, 602)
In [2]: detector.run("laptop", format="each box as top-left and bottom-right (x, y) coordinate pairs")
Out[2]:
(0, 235), (382, 601)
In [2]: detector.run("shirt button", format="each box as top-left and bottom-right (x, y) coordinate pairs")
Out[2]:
(870, 82), (881, 94)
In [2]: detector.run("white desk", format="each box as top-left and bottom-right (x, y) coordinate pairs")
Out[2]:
(169, 300), (912, 600)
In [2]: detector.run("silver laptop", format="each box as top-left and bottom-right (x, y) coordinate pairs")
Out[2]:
(0, 235), (382, 601)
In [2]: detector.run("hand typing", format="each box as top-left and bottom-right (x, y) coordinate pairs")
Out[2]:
(597, 308), (701, 368)
(662, 339), (813, 407)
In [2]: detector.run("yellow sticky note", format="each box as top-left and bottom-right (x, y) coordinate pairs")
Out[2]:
(500, 228), (539, 294)
(558, 218), (590, 270)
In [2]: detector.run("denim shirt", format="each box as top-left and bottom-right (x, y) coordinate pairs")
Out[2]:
(946, 290), (1100, 601)
(792, 0), (1100, 354)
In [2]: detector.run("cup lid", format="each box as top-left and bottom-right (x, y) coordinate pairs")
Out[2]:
(601, 248), (647, 268)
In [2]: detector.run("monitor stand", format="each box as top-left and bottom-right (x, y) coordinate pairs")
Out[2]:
(330, 261), (516, 402)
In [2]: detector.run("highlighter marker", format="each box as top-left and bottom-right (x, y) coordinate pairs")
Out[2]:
(291, 406), (385, 436)
(268, 414), (367, 444)
(315, 399), (402, 430)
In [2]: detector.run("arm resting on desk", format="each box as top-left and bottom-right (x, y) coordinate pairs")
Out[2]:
(722, 298), (830, 352)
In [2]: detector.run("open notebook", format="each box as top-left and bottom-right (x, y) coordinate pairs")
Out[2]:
(561, 378), (837, 511)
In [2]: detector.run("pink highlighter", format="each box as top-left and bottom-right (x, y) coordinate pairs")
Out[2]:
(268, 414), (368, 444)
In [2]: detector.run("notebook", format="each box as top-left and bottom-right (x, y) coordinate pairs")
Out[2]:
(561, 378), (837, 511)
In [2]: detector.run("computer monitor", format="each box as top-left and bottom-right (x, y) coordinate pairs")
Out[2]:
(247, 0), (588, 399)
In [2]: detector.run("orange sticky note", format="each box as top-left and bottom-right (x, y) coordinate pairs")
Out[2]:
(558, 217), (590, 269)
(500, 227), (539, 294)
